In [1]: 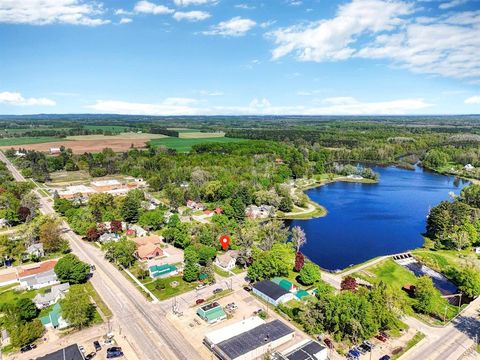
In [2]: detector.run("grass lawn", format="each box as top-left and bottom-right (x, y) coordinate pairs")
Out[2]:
(144, 275), (198, 301)
(391, 332), (426, 360)
(412, 249), (480, 273)
(84, 281), (113, 319)
(231, 266), (246, 275)
(0, 137), (64, 146)
(148, 137), (248, 152)
(82, 125), (130, 133)
(213, 265), (231, 278)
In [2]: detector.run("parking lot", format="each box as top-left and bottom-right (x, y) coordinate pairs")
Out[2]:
(166, 289), (309, 359)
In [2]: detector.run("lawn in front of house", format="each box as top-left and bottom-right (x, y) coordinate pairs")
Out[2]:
(144, 275), (198, 301)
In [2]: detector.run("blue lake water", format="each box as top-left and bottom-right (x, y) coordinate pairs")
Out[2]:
(290, 166), (469, 271)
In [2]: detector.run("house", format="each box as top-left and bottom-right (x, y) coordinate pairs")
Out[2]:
(49, 147), (61, 155)
(215, 207), (223, 214)
(1, 329), (10, 347)
(464, 164), (475, 171)
(18, 260), (58, 290)
(149, 264), (178, 278)
(196, 302), (227, 324)
(33, 283), (70, 308)
(133, 235), (164, 261)
(99, 232), (120, 243)
(0, 218), (8, 228)
(276, 340), (328, 360)
(204, 318), (295, 360)
(0, 268), (18, 287)
(129, 224), (148, 237)
(14, 150), (26, 157)
(101, 221), (127, 232)
(215, 250), (238, 271)
(90, 179), (122, 192)
(25, 243), (45, 258)
(245, 205), (274, 219)
(252, 280), (295, 306)
(37, 344), (84, 360)
(187, 200), (205, 210)
(40, 303), (69, 329)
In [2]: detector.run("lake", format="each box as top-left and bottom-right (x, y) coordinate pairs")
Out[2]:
(290, 166), (469, 271)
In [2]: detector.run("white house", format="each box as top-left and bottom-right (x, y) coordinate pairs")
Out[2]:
(214, 250), (239, 271)
(99, 232), (120, 244)
(19, 269), (59, 290)
(25, 243), (45, 258)
(129, 224), (148, 237)
(474, 247), (480, 255)
(465, 164), (475, 172)
(0, 218), (8, 228)
(245, 205), (274, 219)
(14, 150), (26, 157)
(49, 147), (61, 155)
(33, 283), (70, 308)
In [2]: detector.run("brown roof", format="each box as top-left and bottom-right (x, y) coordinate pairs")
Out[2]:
(19, 260), (57, 278)
(132, 235), (161, 247)
(136, 243), (163, 259)
(0, 268), (18, 283)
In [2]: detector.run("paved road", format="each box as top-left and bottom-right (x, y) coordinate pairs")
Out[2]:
(0, 151), (200, 360)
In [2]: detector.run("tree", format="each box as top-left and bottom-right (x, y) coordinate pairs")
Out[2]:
(259, 220), (289, 251)
(413, 276), (442, 315)
(198, 245), (217, 266)
(86, 227), (100, 242)
(54, 254), (90, 284)
(291, 226), (307, 252)
(341, 276), (357, 291)
(110, 219), (123, 233)
(39, 217), (66, 253)
(294, 252), (305, 272)
(138, 208), (165, 230)
(247, 244), (293, 281)
(16, 298), (39, 321)
(88, 193), (114, 222)
(183, 246), (200, 282)
(61, 285), (94, 329)
(460, 184), (480, 208)
(104, 238), (136, 268)
(9, 319), (44, 348)
(455, 267), (480, 298)
(299, 262), (321, 285)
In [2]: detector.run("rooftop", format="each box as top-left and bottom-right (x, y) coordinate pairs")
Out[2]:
(19, 260), (57, 278)
(252, 280), (290, 301)
(284, 340), (326, 360)
(149, 264), (177, 277)
(91, 179), (121, 187)
(36, 344), (84, 360)
(205, 317), (265, 345)
(216, 319), (294, 359)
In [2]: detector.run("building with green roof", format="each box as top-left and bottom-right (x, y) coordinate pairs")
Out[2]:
(40, 303), (69, 329)
(196, 302), (227, 324)
(271, 278), (295, 292)
(149, 264), (178, 279)
(295, 289), (310, 300)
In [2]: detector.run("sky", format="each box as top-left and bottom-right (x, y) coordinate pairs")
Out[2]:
(0, 0), (479, 116)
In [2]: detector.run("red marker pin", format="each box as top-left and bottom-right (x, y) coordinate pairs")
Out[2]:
(219, 235), (230, 251)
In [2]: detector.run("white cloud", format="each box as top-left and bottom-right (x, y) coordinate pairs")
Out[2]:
(203, 16), (256, 36)
(439, 0), (468, 9)
(269, 0), (480, 81)
(173, 10), (210, 21)
(134, 1), (174, 14)
(0, 0), (109, 25)
(115, 9), (132, 16)
(119, 17), (133, 24)
(260, 20), (276, 28)
(270, 0), (413, 61)
(198, 90), (224, 96)
(235, 4), (256, 10)
(465, 95), (480, 104)
(173, 0), (217, 5)
(0, 92), (56, 106)
(86, 96), (432, 115)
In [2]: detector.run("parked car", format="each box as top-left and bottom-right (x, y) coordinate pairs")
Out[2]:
(79, 345), (85, 353)
(354, 346), (366, 355)
(85, 352), (96, 360)
(323, 338), (334, 349)
(107, 347), (123, 358)
(350, 348), (361, 357)
(375, 335), (387, 342)
(196, 283), (207, 290)
(94, 340), (102, 352)
(213, 288), (223, 294)
(90, 264), (96, 271)
(20, 344), (37, 353)
(379, 356), (391, 360)
(195, 298), (205, 305)
(225, 302), (237, 311)
(348, 349), (359, 359)
(363, 340), (375, 349)
(243, 286), (252, 292)
(359, 343), (371, 352)
(253, 308), (263, 315)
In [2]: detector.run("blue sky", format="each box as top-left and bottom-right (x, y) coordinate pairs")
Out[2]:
(0, 0), (479, 115)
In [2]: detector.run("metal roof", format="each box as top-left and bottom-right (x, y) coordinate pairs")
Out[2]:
(252, 280), (290, 301)
(285, 341), (326, 360)
(216, 319), (294, 359)
(36, 344), (84, 360)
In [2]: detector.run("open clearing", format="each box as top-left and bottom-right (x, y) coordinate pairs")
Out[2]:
(148, 136), (247, 152)
(0, 137), (63, 146)
(66, 132), (167, 141)
(178, 132), (225, 139)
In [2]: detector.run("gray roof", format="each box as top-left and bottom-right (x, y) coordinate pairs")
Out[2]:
(26, 243), (44, 254)
(216, 320), (294, 359)
(252, 280), (290, 301)
(22, 269), (57, 287)
(33, 283), (70, 306)
(285, 341), (326, 360)
(37, 344), (84, 360)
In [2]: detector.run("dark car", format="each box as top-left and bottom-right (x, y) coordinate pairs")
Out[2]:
(213, 288), (223, 294)
(243, 286), (252, 292)
(196, 298), (205, 305)
(20, 344), (37, 353)
(107, 347), (123, 358)
(348, 350), (359, 359)
(323, 338), (334, 349)
(375, 335), (387, 342)
(85, 352), (96, 360)
(360, 343), (371, 352)
(93, 340), (102, 352)
(379, 356), (391, 360)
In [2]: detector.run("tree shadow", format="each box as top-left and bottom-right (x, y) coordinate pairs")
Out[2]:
(451, 314), (480, 340)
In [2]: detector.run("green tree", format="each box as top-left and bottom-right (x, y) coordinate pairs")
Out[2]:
(54, 254), (90, 284)
(39, 217), (67, 253)
(138, 208), (165, 230)
(121, 191), (142, 223)
(299, 262), (321, 285)
(9, 319), (44, 348)
(104, 238), (136, 268)
(61, 285), (94, 329)
(183, 246), (200, 282)
(455, 267), (480, 298)
(16, 298), (39, 321)
(413, 276), (443, 315)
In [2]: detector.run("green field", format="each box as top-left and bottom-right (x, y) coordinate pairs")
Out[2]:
(148, 136), (248, 152)
(166, 128), (199, 133)
(144, 275), (198, 300)
(0, 137), (62, 146)
(82, 125), (129, 133)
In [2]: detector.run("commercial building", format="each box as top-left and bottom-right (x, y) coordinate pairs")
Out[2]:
(273, 340), (328, 360)
(252, 280), (295, 306)
(196, 302), (227, 324)
(204, 317), (295, 360)
(36, 344), (84, 360)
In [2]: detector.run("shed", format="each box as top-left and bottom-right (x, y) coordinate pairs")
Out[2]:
(197, 302), (227, 324)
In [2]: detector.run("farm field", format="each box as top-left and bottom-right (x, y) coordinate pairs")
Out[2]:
(148, 136), (247, 152)
(66, 132), (167, 141)
(178, 131), (225, 139)
(0, 137), (64, 146)
(166, 128), (199, 133)
(82, 125), (130, 132)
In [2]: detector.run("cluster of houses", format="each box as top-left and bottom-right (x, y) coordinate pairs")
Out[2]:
(57, 178), (147, 200)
